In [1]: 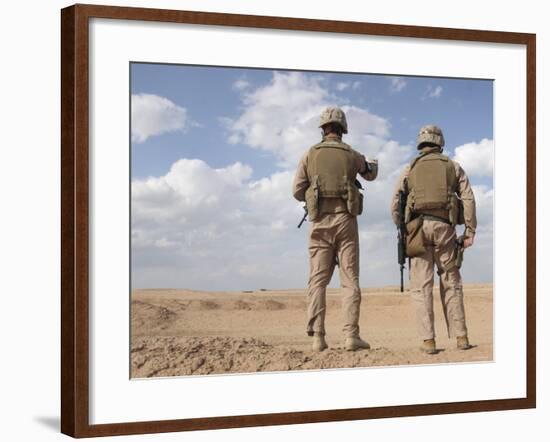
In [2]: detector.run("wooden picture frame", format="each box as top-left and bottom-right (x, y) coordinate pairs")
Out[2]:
(61, 3), (536, 438)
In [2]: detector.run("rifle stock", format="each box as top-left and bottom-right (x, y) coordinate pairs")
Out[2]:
(297, 205), (308, 228)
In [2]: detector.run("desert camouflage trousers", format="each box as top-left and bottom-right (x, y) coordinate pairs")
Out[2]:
(410, 219), (468, 340)
(306, 212), (362, 338)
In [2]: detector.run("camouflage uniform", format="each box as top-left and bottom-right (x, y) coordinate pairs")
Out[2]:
(293, 107), (378, 350)
(391, 126), (476, 351)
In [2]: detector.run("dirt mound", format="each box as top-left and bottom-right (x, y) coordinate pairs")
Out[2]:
(130, 336), (399, 378)
(131, 301), (178, 334)
(257, 300), (285, 311)
(232, 300), (253, 310)
(132, 300), (177, 322)
(195, 300), (221, 310)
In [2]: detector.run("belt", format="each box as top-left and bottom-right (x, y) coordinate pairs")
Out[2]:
(420, 214), (451, 225)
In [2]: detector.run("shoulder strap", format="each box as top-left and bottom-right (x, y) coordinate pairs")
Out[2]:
(408, 154), (423, 171)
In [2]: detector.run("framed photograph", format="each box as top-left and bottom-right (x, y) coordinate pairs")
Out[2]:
(61, 3), (536, 438)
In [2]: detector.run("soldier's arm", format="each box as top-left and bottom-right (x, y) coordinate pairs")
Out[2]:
(355, 151), (378, 181)
(390, 166), (409, 225)
(454, 162), (477, 240)
(292, 152), (310, 202)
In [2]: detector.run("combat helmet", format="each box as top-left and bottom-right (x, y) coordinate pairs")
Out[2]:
(319, 106), (348, 134)
(416, 125), (445, 149)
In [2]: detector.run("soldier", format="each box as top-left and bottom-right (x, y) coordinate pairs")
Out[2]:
(391, 125), (476, 354)
(293, 107), (378, 352)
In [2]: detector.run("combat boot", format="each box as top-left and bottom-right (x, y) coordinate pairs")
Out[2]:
(457, 336), (472, 350)
(421, 339), (437, 354)
(312, 333), (328, 352)
(345, 336), (370, 351)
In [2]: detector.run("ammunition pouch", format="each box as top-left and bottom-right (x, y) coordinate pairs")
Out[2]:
(305, 176), (320, 222)
(405, 216), (427, 257)
(346, 179), (363, 216)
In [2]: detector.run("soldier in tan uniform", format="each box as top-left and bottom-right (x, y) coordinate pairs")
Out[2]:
(293, 107), (378, 352)
(391, 125), (476, 354)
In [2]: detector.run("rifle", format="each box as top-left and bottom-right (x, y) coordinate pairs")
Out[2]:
(297, 205), (308, 228)
(397, 190), (407, 292)
(455, 235), (465, 269)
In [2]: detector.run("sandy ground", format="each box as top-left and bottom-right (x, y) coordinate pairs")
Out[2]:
(131, 284), (493, 378)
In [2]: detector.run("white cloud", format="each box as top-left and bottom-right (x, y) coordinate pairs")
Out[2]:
(336, 82), (350, 91)
(423, 85), (443, 99)
(131, 94), (189, 143)
(389, 77), (407, 93)
(132, 159), (252, 223)
(224, 71), (395, 169)
(453, 138), (494, 177)
(224, 72), (329, 167)
(233, 79), (250, 91)
(132, 159), (307, 290)
(471, 184), (494, 226)
(430, 85), (443, 98)
(352, 81), (361, 90)
(461, 184), (493, 281)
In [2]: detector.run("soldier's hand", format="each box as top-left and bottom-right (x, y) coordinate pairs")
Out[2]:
(357, 155), (368, 173)
(463, 234), (475, 249)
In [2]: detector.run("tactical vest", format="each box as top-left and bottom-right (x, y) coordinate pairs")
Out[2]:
(406, 152), (462, 225)
(304, 138), (362, 221)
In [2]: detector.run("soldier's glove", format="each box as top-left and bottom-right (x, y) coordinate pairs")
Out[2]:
(463, 234), (475, 249)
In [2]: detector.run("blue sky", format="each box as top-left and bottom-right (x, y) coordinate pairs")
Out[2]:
(130, 63), (494, 290)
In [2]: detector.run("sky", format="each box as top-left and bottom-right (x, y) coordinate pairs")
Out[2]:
(130, 63), (494, 291)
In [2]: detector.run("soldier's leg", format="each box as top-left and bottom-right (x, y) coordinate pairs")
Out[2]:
(307, 224), (336, 337)
(335, 216), (362, 338)
(433, 223), (468, 339)
(410, 224), (436, 340)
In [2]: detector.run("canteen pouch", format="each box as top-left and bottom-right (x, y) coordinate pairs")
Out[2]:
(406, 216), (427, 257)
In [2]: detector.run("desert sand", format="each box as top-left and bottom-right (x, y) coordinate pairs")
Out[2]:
(131, 284), (493, 378)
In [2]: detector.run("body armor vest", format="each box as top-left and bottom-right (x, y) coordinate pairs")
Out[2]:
(305, 138), (362, 221)
(406, 152), (462, 225)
